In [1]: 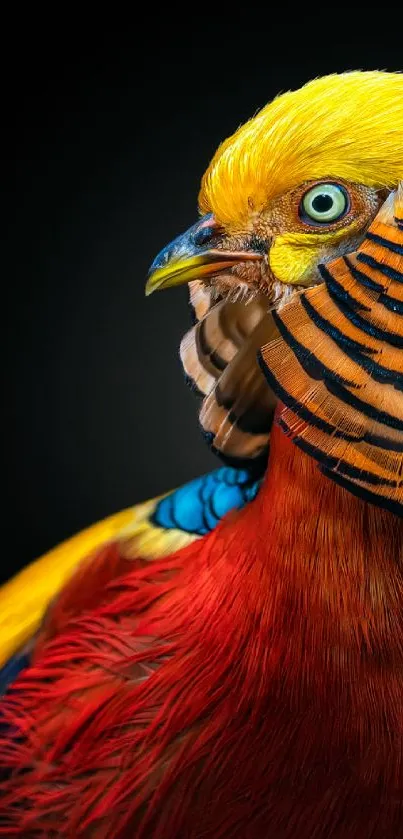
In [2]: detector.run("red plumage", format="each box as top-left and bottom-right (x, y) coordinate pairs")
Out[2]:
(1, 419), (402, 837)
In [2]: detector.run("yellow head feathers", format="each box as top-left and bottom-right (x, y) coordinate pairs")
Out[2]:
(199, 71), (403, 230)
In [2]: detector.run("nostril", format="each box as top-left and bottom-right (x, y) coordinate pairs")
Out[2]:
(193, 225), (215, 249)
(191, 214), (222, 250)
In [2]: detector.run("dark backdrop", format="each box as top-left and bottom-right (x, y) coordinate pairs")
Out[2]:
(4, 26), (402, 582)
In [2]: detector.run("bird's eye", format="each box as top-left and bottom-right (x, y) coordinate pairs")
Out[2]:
(300, 183), (349, 225)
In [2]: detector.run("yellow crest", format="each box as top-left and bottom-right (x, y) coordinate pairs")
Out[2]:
(199, 71), (403, 230)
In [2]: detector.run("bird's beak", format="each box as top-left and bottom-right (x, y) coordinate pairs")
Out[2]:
(145, 214), (262, 296)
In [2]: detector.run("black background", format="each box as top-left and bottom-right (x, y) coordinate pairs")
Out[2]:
(5, 25), (402, 583)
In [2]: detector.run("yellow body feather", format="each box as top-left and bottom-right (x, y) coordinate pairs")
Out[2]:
(0, 498), (196, 668)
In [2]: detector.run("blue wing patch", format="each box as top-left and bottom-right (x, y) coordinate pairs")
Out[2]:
(151, 466), (262, 536)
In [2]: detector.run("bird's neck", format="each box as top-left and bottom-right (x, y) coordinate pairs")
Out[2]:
(256, 417), (402, 561)
(219, 418), (403, 686)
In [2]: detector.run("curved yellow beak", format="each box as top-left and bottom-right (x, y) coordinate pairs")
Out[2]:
(145, 214), (262, 296)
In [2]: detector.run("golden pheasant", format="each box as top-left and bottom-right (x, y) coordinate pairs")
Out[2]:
(0, 70), (402, 838)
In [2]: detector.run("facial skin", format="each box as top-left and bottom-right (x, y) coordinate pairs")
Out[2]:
(200, 179), (384, 304)
(146, 179), (385, 308)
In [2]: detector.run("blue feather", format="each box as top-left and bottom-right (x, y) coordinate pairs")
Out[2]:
(152, 467), (261, 536)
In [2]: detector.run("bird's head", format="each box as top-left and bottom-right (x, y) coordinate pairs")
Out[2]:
(146, 71), (403, 306)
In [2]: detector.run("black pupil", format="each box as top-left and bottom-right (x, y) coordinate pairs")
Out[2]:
(312, 194), (334, 213)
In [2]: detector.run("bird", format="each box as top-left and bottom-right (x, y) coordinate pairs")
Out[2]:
(0, 70), (402, 838)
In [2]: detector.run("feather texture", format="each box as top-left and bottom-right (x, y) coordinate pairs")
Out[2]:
(1, 70), (402, 838)
(199, 72), (403, 230)
(0, 423), (402, 837)
(0, 468), (262, 674)
(181, 292), (276, 467)
(259, 187), (403, 514)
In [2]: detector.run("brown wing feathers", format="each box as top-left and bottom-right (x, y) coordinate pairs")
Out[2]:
(199, 316), (277, 464)
(259, 187), (403, 515)
(181, 290), (276, 468)
(188, 280), (215, 324)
